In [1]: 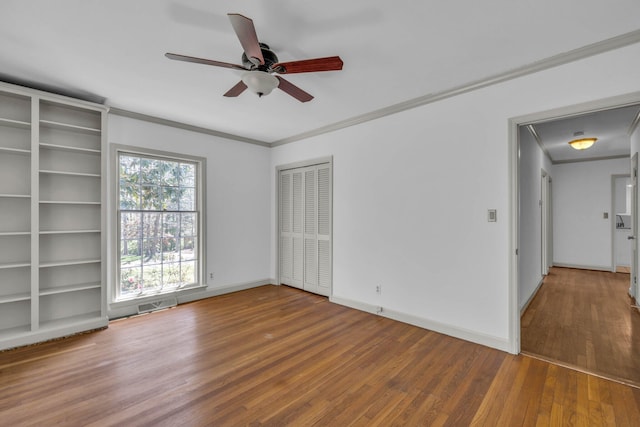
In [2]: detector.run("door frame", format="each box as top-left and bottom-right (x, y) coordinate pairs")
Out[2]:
(631, 154), (638, 299)
(541, 169), (551, 276)
(276, 156), (333, 296)
(508, 91), (640, 354)
(611, 173), (633, 274)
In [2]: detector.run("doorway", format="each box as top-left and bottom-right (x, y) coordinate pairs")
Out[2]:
(511, 94), (640, 383)
(277, 158), (333, 297)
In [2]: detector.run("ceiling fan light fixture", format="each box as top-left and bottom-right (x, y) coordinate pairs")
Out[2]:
(241, 71), (278, 97)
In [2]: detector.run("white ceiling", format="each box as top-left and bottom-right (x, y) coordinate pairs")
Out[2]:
(2, 0), (640, 144)
(530, 104), (640, 163)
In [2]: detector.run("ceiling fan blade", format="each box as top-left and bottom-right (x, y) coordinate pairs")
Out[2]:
(276, 76), (313, 103)
(223, 81), (248, 97)
(273, 56), (343, 74)
(227, 13), (264, 65)
(165, 53), (246, 70)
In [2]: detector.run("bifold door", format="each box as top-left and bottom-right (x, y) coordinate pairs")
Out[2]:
(279, 163), (332, 296)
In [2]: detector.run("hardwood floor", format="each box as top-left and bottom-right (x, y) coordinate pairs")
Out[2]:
(522, 267), (640, 388)
(1, 284), (640, 426)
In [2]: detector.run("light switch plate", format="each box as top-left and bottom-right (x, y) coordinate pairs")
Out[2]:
(604, 212), (608, 219)
(488, 209), (497, 222)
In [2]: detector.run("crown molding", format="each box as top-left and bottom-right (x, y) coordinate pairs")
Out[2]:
(552, 154), (629, 165)
(108, 29), (640, 149)
(271, 28), (640, 147)
(109, 108), (270, 147)
(526, 125), (552, 163)
(628, 108), (640, 137)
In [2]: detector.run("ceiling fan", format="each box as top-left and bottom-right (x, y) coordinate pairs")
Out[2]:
(165, 13), (344, 102)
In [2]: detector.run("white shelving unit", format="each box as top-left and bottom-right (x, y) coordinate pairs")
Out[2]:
(0, 82), (108, 350)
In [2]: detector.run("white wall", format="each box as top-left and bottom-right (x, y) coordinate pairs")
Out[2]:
(552, 158), (629, 269)
(518, 127), (552, 310)
(107, 115), (272, 317)
(271, 42), (640, 352)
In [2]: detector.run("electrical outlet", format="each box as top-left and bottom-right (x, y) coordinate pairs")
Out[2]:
(209, 272), (214, 280)
(376, 285), (381, 295)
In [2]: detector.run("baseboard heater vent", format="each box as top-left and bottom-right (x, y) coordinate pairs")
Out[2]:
(137, 297), (177, 314)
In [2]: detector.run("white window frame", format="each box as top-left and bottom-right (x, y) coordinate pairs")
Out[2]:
(110, 144), (206, 303)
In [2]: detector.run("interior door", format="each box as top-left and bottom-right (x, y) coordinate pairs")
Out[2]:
(631, 154), (638, 300)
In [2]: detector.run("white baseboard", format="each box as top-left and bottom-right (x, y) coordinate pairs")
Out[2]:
(0, 317), (109, 352)
(520, 277), (544, 315)
(177, 279), (274, 304)
(552, 262), (612, 272)
(330, 295), (511, 353)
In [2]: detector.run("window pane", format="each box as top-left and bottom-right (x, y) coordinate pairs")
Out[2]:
(141, 185), (162, 210)
(180, 163), (195, 187)
(181, 261), (196, 285)
(120, 267), (142, 296)
(142, 238), (161, 265)
(121, 240), (142, 265)
(180, 237), (197, 261)
(179, 188), (195, 211)
(163, 263), (181, 287)
(162, 212), (179, 237)
(141, 265), (162, 292)
(119, 183), (139, 210)
(161, 186), (181, 211)
(140, 158), (161, 184)
(119, 156), (140, 184)
(181, 213), (196, 237)
(121, 212), (142, 240)
(161, 162), (180, 186)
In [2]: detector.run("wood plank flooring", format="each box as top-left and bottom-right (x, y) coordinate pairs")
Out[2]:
(522, 267), (640, 388)
(1, 284), (640, 426)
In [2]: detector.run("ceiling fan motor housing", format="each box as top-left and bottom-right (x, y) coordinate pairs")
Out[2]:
(242, 43), (279, 71)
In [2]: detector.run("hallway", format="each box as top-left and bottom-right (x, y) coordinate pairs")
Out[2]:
(521, 267), (640, 387)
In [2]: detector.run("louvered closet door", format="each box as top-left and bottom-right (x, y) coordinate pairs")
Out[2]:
(279, 163), (331, 296)
(303, 168), (318, 293)
(279, 170), (304, 289)
(316, 165), (332, 295)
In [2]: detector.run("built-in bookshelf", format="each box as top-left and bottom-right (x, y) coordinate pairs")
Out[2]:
(0, 82), (107, 350)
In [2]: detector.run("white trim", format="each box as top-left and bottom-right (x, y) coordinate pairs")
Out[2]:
(109, 108), (269, 147)
(177, 279), (273, 304)
(108, 279), (273, 319)
(628, 109), (640, 137)
(520, 277), (544, 316)
(276, 156), (334, 172)
(509, 91), (640, 356)
(272, 29), (640, 147)
(553, 154), (630, 165)
(552, 263), (613, 272)
(6, 27), (633, 149)
(330, 296), (511, 352)
(526, 125), (552, 163)
(508, 118), (520, 355)
(0, 316), (108, 352)
(612, 174), (630, 273)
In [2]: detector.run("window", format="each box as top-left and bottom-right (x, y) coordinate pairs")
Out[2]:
(116, 148), (204, 301)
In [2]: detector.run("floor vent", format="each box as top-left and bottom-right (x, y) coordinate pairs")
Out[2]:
(137, 297), (177, 314)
